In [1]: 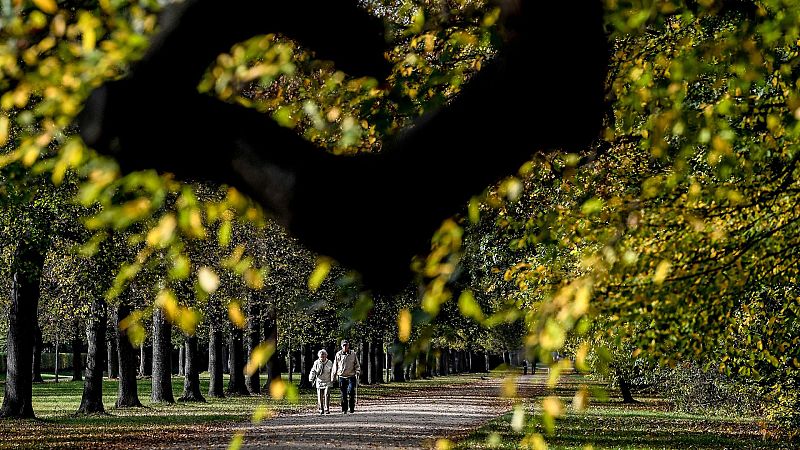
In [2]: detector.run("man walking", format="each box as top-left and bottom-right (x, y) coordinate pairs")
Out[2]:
(331, 340), (360, 414)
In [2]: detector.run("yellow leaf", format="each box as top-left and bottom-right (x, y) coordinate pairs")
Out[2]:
(245, 342), (275, 376)
(227, 432), (244, 450)
(435, 439), (452, 450)
(270, 379), (287, 400)
(502, 376), (517, 398)
(308, 257), (331, 292)
(146, 214), (177, 248)
(198, 267), (220, 293)
(33, 0), (57, 14)
(251, 405), (272, 424)
(458, 290), (485, 322)
(0, 116), (8, 147)
(398, 309), (412, 342)
(22, 145), (40, 167)
(572, 386), (589, 411)
(653, 260), (672, 284)
(511, 404), (525, 432)
(228, 302), (246, 329)
(155, 289), (180, 322)
(543, 396), (564, 418)
(177, 307), (201, 335)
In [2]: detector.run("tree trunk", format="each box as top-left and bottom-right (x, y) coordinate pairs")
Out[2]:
(485, 352), (491, 372)
(359, 342), (369, 385)
(207, 325), (225, 398)
(139, 344), (152, 377)
(32, 324), (43, 383)
(151, 307), (174, 403)
(263, 309), (281, 390)
(178, 344), (185, 377)
(245, 301), (261, 394)
(227, 328), (248, 395)
(618, 374), (637, 403)
(299, 343), (313, 389)
(392, 343), (405, 382)
(107, 329), (119, 379)
(375, 341), (384, 384)
(222, 343), (230, 374)
(77, 297), (107, 414)
(179, 335), (205, 402)
(1, 238), (47, 418)
(72, 327), (83, 382)
(115, 303), (142, 407)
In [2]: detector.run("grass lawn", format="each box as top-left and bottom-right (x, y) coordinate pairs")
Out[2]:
(453, 373), (790, 450)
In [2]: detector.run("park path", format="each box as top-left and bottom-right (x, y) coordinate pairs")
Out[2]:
(176, 374), (527, 449)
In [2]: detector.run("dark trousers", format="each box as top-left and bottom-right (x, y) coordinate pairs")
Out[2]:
(339, 376), (357, 412)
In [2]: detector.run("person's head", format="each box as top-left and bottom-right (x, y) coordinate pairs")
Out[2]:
(318, 349), (328, 360)
(341, 340), (350, 351)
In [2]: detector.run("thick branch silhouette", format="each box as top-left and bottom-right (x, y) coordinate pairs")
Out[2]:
(78, 0), (608, 291)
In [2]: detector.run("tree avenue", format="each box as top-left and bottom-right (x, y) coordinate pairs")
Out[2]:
(0, 0), (799, 447)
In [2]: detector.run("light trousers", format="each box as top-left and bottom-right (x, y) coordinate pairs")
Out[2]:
(316, 386), (331, 412)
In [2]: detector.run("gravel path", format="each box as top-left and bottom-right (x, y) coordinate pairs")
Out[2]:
(180, 375), (516, 449)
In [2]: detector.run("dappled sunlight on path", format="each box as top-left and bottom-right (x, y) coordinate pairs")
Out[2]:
(175, 375), (519, 449)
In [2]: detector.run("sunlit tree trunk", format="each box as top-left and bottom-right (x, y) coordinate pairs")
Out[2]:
(151, 307), (174, 403)
(178, 344), (185, 377)
(107, 329), (119, 379)
(1, 238), (47, 418)
(245, 301), (261, 394)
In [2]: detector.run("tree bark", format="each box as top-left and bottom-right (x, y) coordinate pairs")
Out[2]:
(32, 324), (43, 383)
(375, 341), (384, 384)
(302, 343), (316, 389)
(227, 328), (248, 395)
(115, 302), (142, 407)
(392, 343), (405, 382)
(151, 307), (174, 403)
(245, 301), (261, 394)
(179, 335), (205, 402)
(139, 344), (152, 377)
(178, 344), (185, 377)
(619, 374), (637, 403)
(485, 352), (491, 373)
(1, 238), (47, 418)
(77, 297), (107, 414)
(358, 342), (369, 385)
(107, 328), (119, 379)
(262, 309), (280, 391)
(71, 326), (83, 382)
(207, 325), (225, 398)
(222, 343), (230, 374)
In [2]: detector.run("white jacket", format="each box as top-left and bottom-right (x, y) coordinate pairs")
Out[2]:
(309, 358), (334, 389)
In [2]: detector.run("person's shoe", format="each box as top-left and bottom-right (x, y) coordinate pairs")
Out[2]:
(325, 410), (330, 414)
(342, 410), (348, 414)
(319, 410), (324, 415)
(349, 409), (355, 414)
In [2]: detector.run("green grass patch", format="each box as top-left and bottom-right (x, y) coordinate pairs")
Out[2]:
(453, 374), (789, 450)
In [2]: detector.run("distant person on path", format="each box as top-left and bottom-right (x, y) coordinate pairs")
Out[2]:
(522, 359), (528, 375)
(331, 340), (360, 414)
(309, 349), (334, 414)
